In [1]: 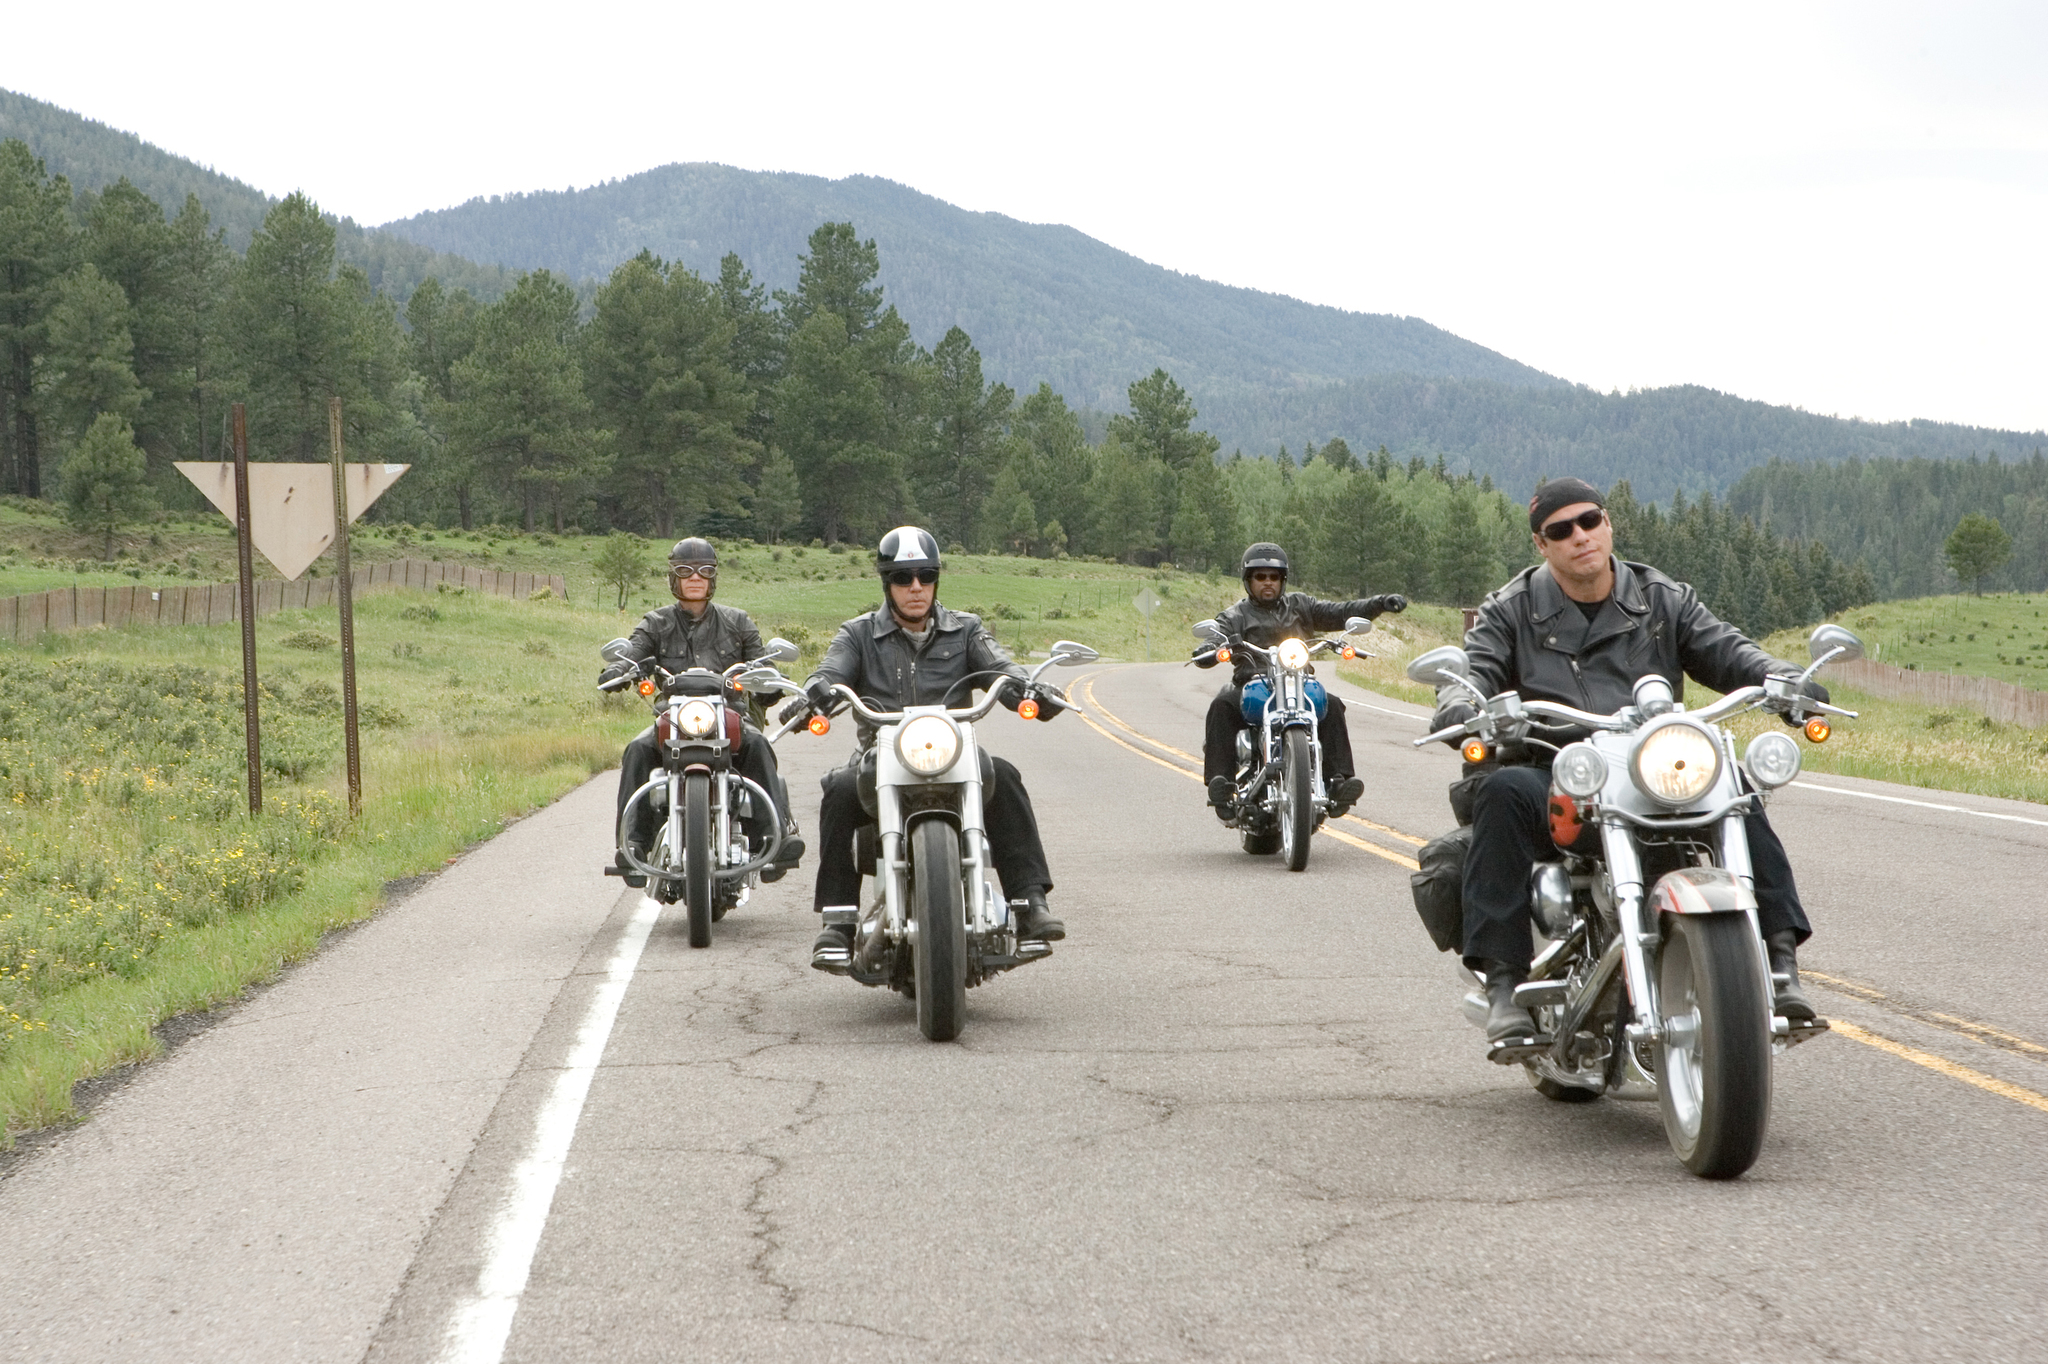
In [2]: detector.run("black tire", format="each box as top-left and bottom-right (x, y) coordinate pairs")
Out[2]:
(1278, 729), (1314, 872)
(910, 820), (967, 1042)
(683, 772), (714, 949)
(1655, 913), (1772, 1178)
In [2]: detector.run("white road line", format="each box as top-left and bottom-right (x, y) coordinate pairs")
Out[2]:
(1790, 779), (2048, 830)
(436, 893), (660, 1364)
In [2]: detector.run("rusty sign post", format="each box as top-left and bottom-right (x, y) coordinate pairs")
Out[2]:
(328, 398), (363, 816)
(231, 403), (262, 816)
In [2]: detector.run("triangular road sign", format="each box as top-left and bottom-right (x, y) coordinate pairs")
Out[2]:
(175, 462), (408, 581)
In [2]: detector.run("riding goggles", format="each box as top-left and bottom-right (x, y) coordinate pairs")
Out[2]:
(668, 563), (717, 580)
(1540, 509), (1607, 541)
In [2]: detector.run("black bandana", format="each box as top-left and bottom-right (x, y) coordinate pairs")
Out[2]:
(1528, 477), (1606, 533)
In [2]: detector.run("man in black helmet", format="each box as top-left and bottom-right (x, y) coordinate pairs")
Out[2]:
(1435, 478), (1826, 1046)
(601, 537), (804, 882)
(1196, 541), (1407, 819)
(779, 526), (1066, 972)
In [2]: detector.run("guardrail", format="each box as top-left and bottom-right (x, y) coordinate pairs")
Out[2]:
(1831, 657), (2048, 728)
(0, 558), (569, 642)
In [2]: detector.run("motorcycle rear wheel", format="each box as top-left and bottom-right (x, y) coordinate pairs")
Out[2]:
(683, 772), (714, 949)
(1278, 729), (1314, 872)
(1655, 913), (1772, 1178)
(910, 820), (967, 1042)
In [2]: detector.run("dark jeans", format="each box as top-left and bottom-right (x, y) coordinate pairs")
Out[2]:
(1203, 684), (1355, 786)
(1461, 764), (1811, 972)
(812, 751), (1052, 911)
(616, 725), (789, 849)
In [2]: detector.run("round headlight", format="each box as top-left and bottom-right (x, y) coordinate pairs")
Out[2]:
(897, 714), (961, 776)
(1553, 742), (1609, 799)
(1630, 720), (1721, 806)
(1743, 731), (1802, 790)
(1277, 638), (1311, 670)
(677, 699), (718, 738)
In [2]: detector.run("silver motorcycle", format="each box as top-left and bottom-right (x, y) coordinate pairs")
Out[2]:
(776, 641), (1098, 1041)
(600, 637), (801, 947)
(1192, 616), (1373, 871)
(1410, 623), (1862, 1177)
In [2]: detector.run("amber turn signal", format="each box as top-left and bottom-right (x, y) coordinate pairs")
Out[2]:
(637, 679), (656, 697)
(1215, 647), (1232, 663)
(1340, 645), (1356, 660)
(1462, 739), (1490, 764)
(1804, 716), (1831, 744)
(1018, 698), (1040, 720)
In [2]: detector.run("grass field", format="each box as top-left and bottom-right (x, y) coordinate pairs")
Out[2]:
(1824, 591), (2048, 688)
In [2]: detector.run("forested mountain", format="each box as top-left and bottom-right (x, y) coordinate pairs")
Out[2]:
(376, 163), (1560, 414)
(1231, 376), (2048, 504)
(1727, 455), (2048, 598)
(0, 88), (516, 301)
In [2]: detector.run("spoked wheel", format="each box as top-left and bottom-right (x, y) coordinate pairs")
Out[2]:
(909, 819), (967, 1042)
(683, 772), (714, 948)
(1278, 729), (1314, 872)
(1655, 913), (1772, 1177)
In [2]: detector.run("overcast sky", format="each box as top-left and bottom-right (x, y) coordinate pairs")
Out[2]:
(7, 1), (2044, 434)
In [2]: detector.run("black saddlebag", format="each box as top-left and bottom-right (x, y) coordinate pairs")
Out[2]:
(1408, 825), (1471, 954)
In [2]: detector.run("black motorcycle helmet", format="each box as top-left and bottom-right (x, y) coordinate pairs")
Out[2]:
(1240, 542), (1288, 585)
(668, 536), (719, 599)
(875, 526), (943, 583)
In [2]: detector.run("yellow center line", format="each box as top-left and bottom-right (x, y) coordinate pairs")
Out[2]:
(1075, 674), (1420, 871)
(1831, 1021), (2048, 1116)
(1806, 970), (2048, 1064)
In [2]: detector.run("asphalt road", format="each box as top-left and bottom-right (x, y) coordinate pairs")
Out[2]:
(4, 663), (2045, 1363)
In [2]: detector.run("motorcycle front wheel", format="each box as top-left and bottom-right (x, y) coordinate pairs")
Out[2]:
(683, 772), (714, 948)
(1655, 913), (1772, 1178)
(910, 820), (967, 1042)
(1278, 729), (1314, 872)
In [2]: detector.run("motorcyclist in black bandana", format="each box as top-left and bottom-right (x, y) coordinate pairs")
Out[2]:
(1195, 542), (1407, 819)
(600, 537), (803, 883)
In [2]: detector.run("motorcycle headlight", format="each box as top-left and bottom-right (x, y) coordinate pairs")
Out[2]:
(1277, 638), (1311, 670)
(896, 714), (962, 776)
(1630, 719), (1721, 806)
(676, 699), (719, 738)
(1552, 742), (1609, 799)
(1743, 731), (1802, 790)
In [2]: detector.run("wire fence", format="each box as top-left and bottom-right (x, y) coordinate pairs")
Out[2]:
(0, 559), (568, 642)
(1831, 658), (2048, 728)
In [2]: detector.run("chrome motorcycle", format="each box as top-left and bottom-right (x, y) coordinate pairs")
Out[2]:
(1192, 616), (1373, 871)
(599, 637), (800, 947)
(776, 641), (1098, 1041)
(1410, 623), (1862, 1177)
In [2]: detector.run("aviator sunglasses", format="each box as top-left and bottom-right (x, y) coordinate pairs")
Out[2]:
(885, 568), (940, 587)
(669, 563), (717, 580)
(1540, 509), (1607, 541)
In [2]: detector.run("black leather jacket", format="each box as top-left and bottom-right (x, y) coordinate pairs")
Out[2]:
(616, 601), (765, 698)
(1432, 558), (1798, 743)
(809, 603), (1030, 745)
(1198, 591), (1402, 685)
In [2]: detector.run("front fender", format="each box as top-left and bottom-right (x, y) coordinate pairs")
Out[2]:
(1648, 865), (1757, 916)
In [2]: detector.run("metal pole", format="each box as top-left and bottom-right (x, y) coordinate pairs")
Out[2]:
(231, 403), (261, 816)
(329, 397), (362, 817)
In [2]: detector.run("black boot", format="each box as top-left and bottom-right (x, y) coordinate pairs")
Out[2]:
(1208, 775), (1235, 821)
(811, 923), (853, 973)
(1766, 930), (1816, 1020)
(614, 838), (648, 889)
(1014, 889), (1065, 942)
(760, 824), (805, 883)
(1483, 963), (1536, 1043)
(1327, 775), (1364, 817)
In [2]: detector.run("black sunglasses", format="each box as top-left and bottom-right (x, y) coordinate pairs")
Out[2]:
(1540, 509), (1607, 542)
(885, 568), (939, 587)
(669, 563), (716, 580)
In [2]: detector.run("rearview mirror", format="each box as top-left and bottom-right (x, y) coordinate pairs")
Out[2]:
(599, 637), (635, 664)
(1808, 624), (1864, 663)
(761, 637), (800, 664)
(1405, 645), (1470, 686)
(1049, 639), (1099, 666)
(1343, 616), (1373, 635)
(1192, 619), (1225, 642)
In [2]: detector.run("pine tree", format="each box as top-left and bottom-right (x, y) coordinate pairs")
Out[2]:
(61, 413), (155, 558)
(0, 139), (75, 497)
(919, 327), (1012, 549)
(749, 446), (801, 544)
(1109, 369), (1219, 471)
(41, 264), (149, 441)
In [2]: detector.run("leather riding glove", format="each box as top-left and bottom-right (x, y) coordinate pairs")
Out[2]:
(1366, 594), (1408, 617)
(1782, 677), (1830, 726)
(1029, 689), (1066, 721)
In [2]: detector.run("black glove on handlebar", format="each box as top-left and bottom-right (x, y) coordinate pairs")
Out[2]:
(1365, 594), (1407, 617)
(1781, 678), (1831, 726)
(1192, 646), (1219, 668)
(598, 662), (636, 691)
(805, 676), (844, 716)
(1029, 688), (1066, 721)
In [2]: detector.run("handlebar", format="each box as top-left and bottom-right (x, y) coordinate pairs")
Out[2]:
(792, 654), (1088, 734)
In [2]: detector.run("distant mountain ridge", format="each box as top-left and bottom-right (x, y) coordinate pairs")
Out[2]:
(377, 163), (1561, 416)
